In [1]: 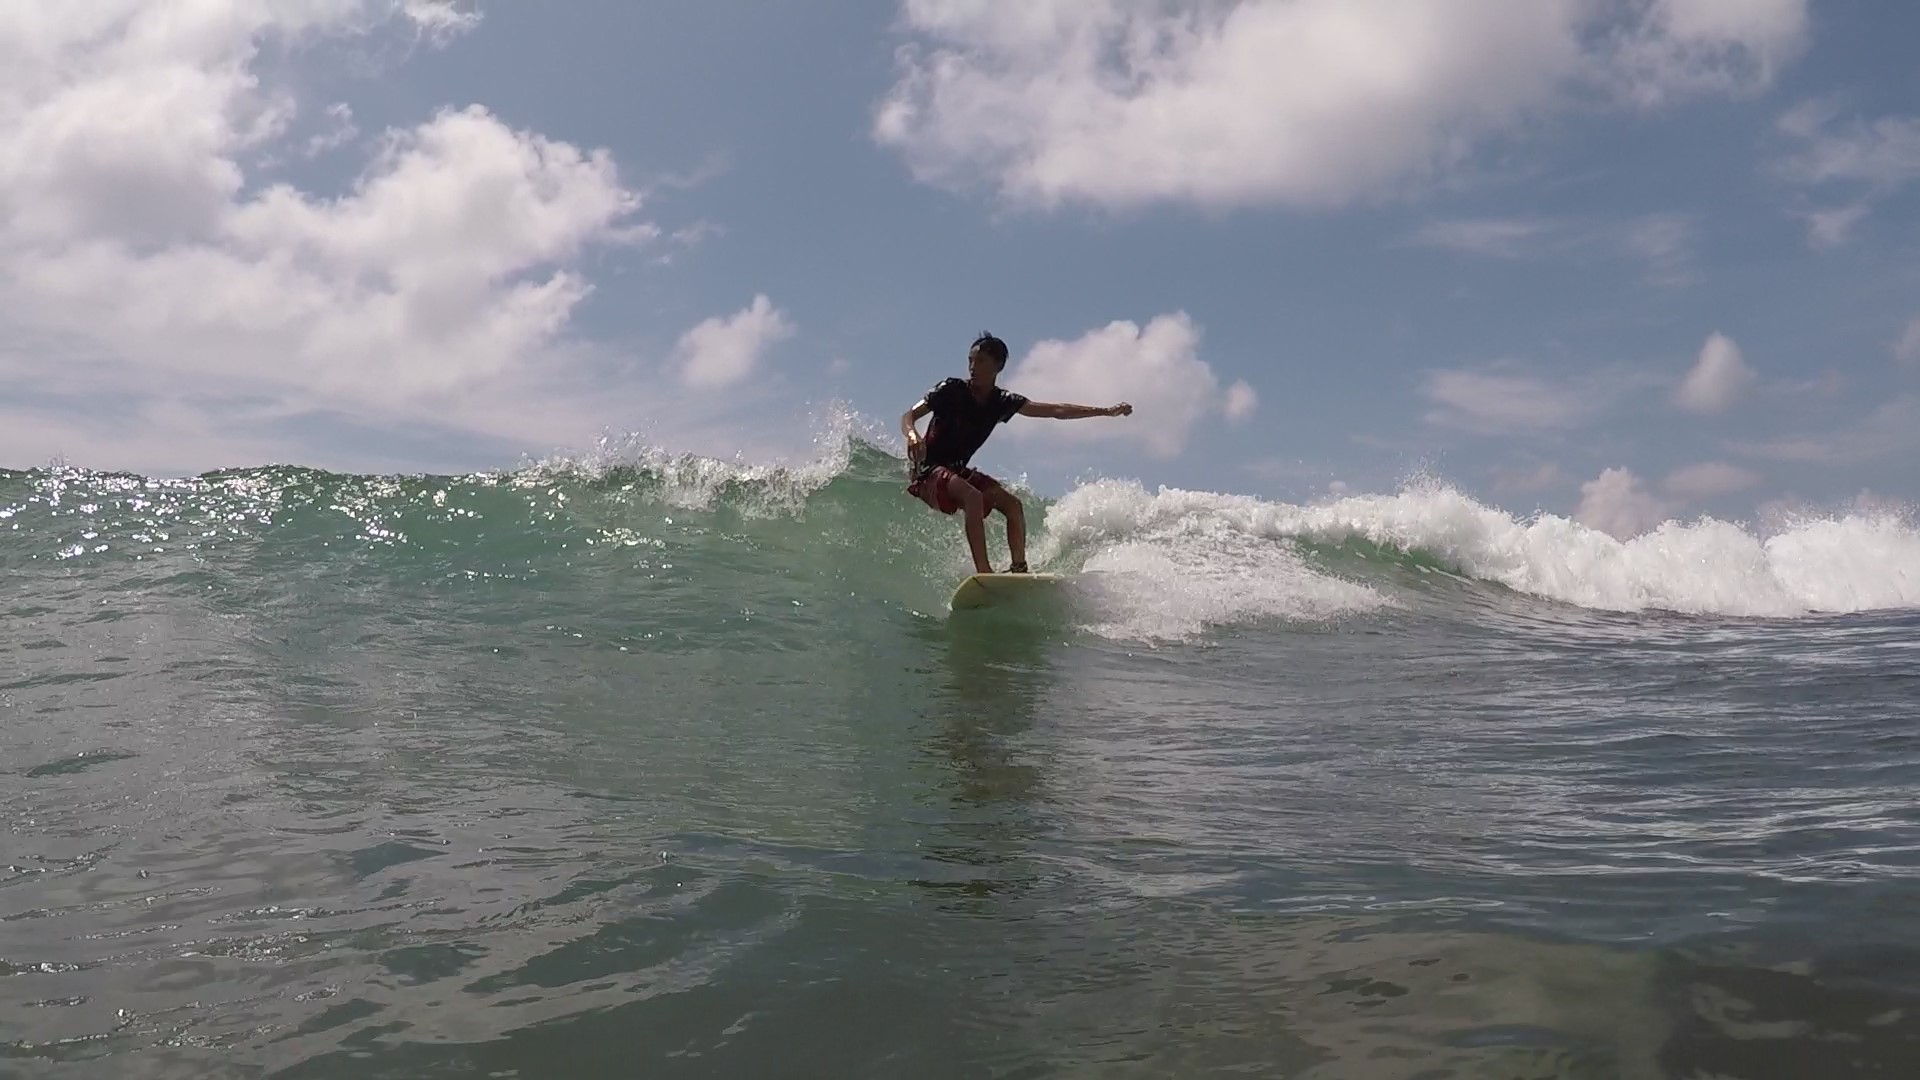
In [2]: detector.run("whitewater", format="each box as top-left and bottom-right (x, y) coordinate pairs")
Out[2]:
(13, 424), (1913, 640)
(5, 428), (1920, 1078)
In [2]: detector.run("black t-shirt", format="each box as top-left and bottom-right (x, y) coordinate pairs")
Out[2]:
(919, 377), (1028, 473)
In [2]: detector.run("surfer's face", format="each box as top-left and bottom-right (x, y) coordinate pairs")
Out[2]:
(967, 346), (997, 383)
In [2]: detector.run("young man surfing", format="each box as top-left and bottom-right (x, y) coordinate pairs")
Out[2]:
(901, 332), (1133, 575)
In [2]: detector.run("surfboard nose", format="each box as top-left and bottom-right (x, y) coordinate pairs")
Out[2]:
(950, 572), (1066, 610)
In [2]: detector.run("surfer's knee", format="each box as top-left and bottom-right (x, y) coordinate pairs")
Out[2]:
(982, 484), (1020, 517)
(954, 479), (986, 517)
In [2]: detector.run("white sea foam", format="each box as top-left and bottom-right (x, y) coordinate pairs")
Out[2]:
(518, 406), (874, 517)
(1036, 479), (1920, 628)
(1033, 482), (1391, 642)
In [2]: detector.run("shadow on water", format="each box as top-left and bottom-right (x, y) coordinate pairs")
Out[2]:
(929, 611), (1062, 801)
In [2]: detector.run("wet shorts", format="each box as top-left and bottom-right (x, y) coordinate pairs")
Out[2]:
(907, 465), (1002, 515)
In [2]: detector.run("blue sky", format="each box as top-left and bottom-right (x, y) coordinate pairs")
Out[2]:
(3, 0), (1918, 536)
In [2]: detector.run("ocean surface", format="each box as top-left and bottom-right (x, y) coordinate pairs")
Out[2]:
(5, 430), (1920, 1079)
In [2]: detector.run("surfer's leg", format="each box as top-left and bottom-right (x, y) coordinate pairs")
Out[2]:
(913, 467), (991, 572)
(950, 477), (993, 574)
(983, 483), (1026, 571)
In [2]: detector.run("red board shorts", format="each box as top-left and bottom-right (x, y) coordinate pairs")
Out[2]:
(907, 465), (1002, 515)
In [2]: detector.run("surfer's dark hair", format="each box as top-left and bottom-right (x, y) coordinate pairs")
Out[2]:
(970, 332), (1009, 369)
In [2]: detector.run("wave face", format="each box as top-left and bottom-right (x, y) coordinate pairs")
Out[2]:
(5, 438), (1917, 644)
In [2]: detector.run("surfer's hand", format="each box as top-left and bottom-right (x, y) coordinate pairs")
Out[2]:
(1108, 403), (1133, 417)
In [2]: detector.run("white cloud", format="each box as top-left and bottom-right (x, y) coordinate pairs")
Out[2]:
(1223, 380), (1258, 424)
(1407, 212), (1697, 286)
(0, 1), (674, 473)
(1419, 362), (1652, 436)
(1559, 462), (1759, 540)
(1778, 106), (1920, 188)
(1895, 318), (1920, 365)
(1803, 201), (1870, 250)
(1001, 313), (1234, 458)
(1621, 213), (1699, 287)
(1424, 367), (1586, 433)
(0, 398), (303, 478)
(1775, 102), (1920, 245)
(1575, 467), (1674, 540)
(1604, 0), (1808, 107)
(1408, 218), (1558, 259)
(304, 102), (360, 158)
(12, 102), (639, 400)
(1655, 0), (1807, 48)
(674, 295), (797, 390)
(401, 1), (480, 41)
(1731, 396), (1920, 465)
(1674, 332), (1753, 414)
(1663, 461), (1759, 500)
(874, 0), (1810, 211)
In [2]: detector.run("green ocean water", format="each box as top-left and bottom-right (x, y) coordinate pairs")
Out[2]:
(6, 436), (1920, 1078)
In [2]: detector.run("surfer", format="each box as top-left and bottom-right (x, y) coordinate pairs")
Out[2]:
(901, 332), (1133, 575)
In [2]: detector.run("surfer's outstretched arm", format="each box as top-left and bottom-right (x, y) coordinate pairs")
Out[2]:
(1017, 401), (1133, 420)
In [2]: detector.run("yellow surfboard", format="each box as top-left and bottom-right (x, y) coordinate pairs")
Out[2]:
(949, 572), (1067, 611)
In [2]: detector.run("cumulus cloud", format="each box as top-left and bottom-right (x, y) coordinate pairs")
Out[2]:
(874, 0), (1810, 211)
(1675, 332), (1754, 414)
(1001, 313), (1241, 458)
(1575, 467), (1674, 540)
(0, 0), (675, 473)
(1223, 380), (1259, 424)
(674, 295), (797, 389)
(1569, 460), (1758, 541)
(1496, 459), (1756, 536)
